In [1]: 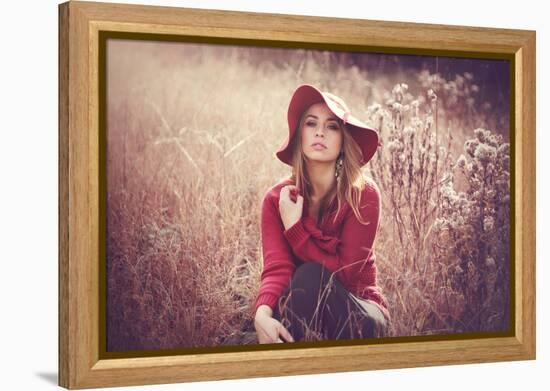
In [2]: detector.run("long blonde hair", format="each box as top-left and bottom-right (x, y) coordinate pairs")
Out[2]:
(286, 109), (371, 226)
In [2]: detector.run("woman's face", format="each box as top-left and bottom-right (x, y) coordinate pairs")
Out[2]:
(300, 103), (343, 164)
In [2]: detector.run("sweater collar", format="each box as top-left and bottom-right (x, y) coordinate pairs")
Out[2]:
(302, 194), (346, 228)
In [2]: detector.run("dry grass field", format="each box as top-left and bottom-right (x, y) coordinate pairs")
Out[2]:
(105, 40), (510, 351)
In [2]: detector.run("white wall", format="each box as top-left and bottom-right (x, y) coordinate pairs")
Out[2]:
(1, 0), (545, 389)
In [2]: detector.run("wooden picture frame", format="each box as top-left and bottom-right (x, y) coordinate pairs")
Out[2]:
(58, 0), (536, 389)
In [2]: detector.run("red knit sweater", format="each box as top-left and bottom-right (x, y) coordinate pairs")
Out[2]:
(253, 177), (390, 321)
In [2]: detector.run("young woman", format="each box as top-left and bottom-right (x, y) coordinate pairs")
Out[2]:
(253, 84), (390, 344)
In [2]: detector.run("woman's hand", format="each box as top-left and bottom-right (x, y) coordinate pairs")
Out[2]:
(254, 310), (295, 344)
(279, 185), (304, 230)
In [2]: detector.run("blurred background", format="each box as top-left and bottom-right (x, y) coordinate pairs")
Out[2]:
(105, 39), (511, 351)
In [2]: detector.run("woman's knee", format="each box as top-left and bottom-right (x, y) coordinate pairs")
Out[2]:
(292, 262), (331, 287)
(362, 307), (388, 338)
(282, 262), (333, 309)
(285, 262), (336, 309)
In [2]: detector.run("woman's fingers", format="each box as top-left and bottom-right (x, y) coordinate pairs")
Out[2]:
(286, 185), (299, 197)
(279, 186), (290, 202)
(280, 185), (300, 203)
(255, 317), (281, 344)
(278, 324), (295, 343)
(281, 185), (299, 194)
(262, 328), (280, 344)
(256, 316), (296, 344)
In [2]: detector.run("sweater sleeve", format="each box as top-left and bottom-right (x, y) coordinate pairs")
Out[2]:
(283, 184), (381, 281)
(253, 192), (297, 315)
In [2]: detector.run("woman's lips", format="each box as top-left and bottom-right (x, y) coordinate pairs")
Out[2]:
(311, 143), (327, 150)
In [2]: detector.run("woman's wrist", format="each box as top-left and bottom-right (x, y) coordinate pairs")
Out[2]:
(283, 216), (300, 231)
(255, 304), (273, 319)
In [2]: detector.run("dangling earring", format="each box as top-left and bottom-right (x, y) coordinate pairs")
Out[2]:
(335, 152), (344, 180)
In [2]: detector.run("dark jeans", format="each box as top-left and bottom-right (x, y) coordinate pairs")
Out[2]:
(272, 262), (388, 342)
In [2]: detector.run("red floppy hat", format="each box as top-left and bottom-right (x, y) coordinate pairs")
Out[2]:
(276, 84), (381, 167)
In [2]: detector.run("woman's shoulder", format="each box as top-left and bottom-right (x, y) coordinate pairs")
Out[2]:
(262, 176), (295, 202)
(362, 175), (381, 196)
(358, 175), (381, 209)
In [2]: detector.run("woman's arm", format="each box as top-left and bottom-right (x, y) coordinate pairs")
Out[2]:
(253, 191), (297, 315)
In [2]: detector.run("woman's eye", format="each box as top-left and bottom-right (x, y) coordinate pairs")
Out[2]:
(305, 121), (339, 129)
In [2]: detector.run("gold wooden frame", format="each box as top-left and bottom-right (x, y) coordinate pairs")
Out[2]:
(58, 0), (536, 388)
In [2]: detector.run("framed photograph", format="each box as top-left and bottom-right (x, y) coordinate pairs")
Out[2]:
(58, 0), (536, 389)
